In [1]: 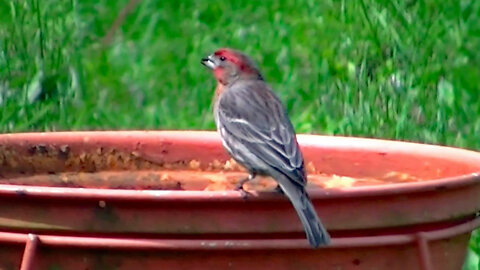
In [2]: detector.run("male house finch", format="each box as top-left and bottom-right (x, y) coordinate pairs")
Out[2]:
(201, 48), (330, 247)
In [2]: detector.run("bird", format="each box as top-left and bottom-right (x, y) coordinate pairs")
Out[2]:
(201, 48), (330, 248)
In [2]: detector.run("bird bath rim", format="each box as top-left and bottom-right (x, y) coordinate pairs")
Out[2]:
(0, 130), (479, 201)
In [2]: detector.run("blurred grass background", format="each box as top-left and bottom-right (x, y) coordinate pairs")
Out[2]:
(0, 0), (479, 268)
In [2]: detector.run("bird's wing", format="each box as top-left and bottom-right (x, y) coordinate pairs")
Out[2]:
(216, 80), (306, 187)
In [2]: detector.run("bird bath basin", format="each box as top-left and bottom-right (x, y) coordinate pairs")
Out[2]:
(0, 130), (479, 270)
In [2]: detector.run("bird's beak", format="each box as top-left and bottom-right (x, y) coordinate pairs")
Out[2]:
(201, 54), (217, 69)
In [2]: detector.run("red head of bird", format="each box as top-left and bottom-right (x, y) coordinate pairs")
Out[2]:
(201, 48), (263, 85)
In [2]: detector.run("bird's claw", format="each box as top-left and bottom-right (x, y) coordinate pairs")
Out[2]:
(234, 182), (245, 191)
(239, 188), (253, 199)
(274, 185), (284, 194)
(235, 184), (253, 199)
(234, 173), (256, 199)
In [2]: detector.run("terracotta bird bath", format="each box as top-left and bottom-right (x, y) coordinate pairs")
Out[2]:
(0, 131), (479, 270)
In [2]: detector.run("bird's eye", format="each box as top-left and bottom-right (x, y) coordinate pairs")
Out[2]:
(219, 56), (226, 61)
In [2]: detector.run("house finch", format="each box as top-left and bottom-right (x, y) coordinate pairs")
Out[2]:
(201, 48), (330, 247)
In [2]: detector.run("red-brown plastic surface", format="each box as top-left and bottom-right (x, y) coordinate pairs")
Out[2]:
(0, 131), (479, 270)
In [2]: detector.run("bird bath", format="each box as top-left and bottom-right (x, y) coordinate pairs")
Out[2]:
(0, 131), (479, 270)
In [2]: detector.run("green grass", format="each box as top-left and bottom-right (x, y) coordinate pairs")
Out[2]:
(1, 0), (480, 268)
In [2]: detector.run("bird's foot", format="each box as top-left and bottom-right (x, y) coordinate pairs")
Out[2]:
(234, 181), (247, 191)
(236, 185), (254, 200)
(274, 184), (284, 194)
(234, 173), (256, 199)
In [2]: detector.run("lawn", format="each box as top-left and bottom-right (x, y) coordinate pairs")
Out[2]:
(1, 0), (479, 268)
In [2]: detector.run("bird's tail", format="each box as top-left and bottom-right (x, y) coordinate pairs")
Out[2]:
(277, 174), (330, 248)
